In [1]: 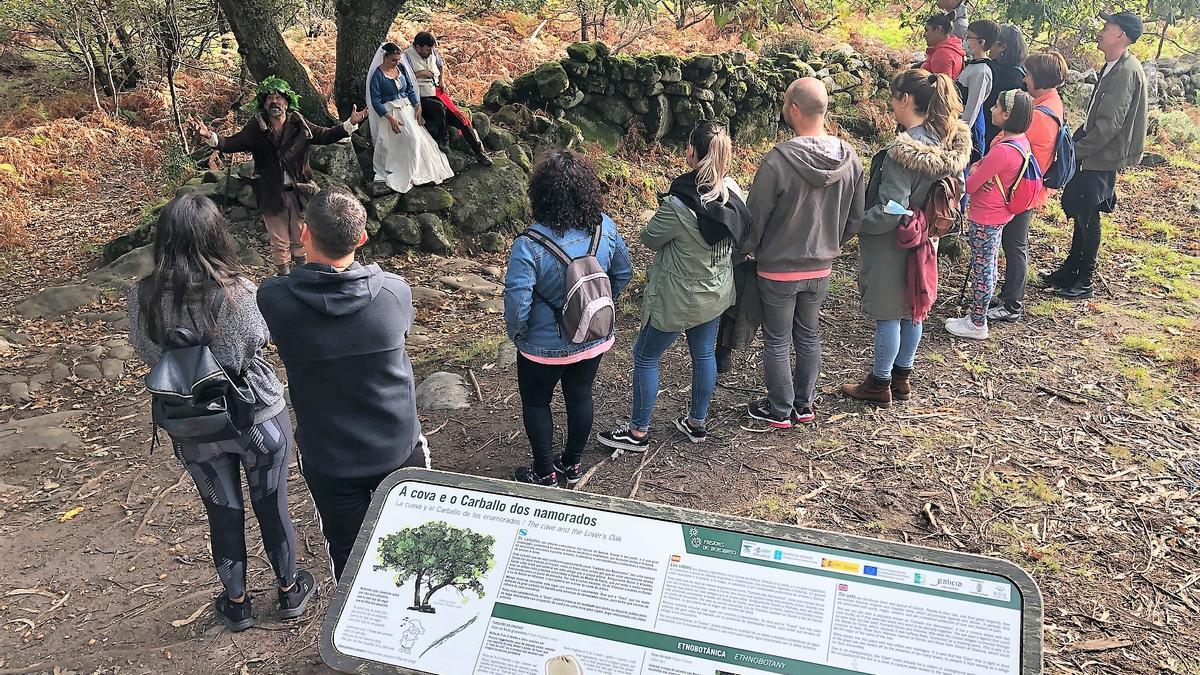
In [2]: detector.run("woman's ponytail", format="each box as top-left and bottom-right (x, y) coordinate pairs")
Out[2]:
(691, 121), (732, 206)
(890, 68), (963, 143)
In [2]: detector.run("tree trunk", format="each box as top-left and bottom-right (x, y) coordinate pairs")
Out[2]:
(411, 571), (423, 608)
(421, 580), (454, 607)
(215, 0), (334, 124)
(332, 0), (407, 120)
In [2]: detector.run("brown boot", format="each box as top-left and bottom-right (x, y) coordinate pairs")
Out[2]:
(891, 366), (912, 401)
(840, 373), (892, 407)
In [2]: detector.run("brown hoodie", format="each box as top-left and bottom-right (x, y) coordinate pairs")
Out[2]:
(743, 136), (866, 274)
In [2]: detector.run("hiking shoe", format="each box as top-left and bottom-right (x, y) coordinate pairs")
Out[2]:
(792, 405), (816, 425)
(552, 455), (583, 487)
(891, 366), (913, 401)
(214, 593), (254, 632)
(1056, 280), (1094, 300)
(945, 316), (989, 340)
(513, 466), (559, 487)
(987, 305), (1022, 323)
(475, 152), (494, 167)
(747, 398), (792, 429)
(1039, 270), (1075, 289)
(278, 570), (316, 620)
(673, 416), (707, 443)
(597, 427), (650, 452)
(840, 373), (893, 407)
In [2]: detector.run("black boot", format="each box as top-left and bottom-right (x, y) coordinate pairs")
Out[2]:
(716, 347), (734, 374)
(1056, 278), (1094, 300)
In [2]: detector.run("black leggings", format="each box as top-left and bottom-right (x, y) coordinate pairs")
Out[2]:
(516, 352), (603, 475)
(175, 410), (296, 599)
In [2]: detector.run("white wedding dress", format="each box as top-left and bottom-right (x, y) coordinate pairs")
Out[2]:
(366, 50), (453, 194)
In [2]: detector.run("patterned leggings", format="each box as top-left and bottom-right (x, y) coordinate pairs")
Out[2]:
(175, 410), (296, 599)
(969, 220), (1005, 326)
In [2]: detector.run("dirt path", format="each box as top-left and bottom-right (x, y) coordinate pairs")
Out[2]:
(1, 152), (1198, 675)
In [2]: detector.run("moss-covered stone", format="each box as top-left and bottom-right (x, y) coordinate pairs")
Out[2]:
(479, 231), (508, 253)
(508, 144), (532, 173)
(555, 87), (586, 110)
(664, 81), (692, 96)
(382, 214), (421, 245)
(369, 193), (402, 220)
(495, 104), (533, 130)
(694, 88), (715, 102)
(403, 186), (455, 213)
(483, 81), (514, 111)
(562, 59), (589, 81)
(563, 106), (624, 153)
(589, 94), (635, 126)
(472, 111), (491, 140)
(513, 62), (571, 100)
(484, 127), (517, 151)
(566, 41), (607, 62)
(642, 95), (672, 142)
(418, 213), (455, 253)
(447, 158), (530, 235)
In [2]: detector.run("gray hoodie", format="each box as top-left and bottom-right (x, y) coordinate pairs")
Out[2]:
(257, 262), (421, 478)
(743, 135), (866, 274)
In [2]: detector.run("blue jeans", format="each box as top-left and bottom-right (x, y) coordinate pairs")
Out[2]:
(873, 319), (923, 380)
(630, 318), (719, 432)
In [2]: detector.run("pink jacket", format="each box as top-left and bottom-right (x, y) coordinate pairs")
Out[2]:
(965, 134), (1030, 226)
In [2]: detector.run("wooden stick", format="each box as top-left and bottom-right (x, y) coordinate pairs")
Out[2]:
(134, 472), (189, 539)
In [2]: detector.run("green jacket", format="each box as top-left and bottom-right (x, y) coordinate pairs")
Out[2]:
(640, 195), (736, 332)
(1077, 51), (1148, 172)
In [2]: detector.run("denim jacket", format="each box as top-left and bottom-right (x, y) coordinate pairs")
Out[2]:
(503, 214), (634, 359)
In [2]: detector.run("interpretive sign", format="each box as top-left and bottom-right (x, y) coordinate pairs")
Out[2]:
(320, 469), (1042, 675)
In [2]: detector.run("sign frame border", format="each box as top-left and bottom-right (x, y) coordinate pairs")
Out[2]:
(319, 468), (1043, 675)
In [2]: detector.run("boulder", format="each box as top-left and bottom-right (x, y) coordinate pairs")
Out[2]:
(508, 144), (533, 173)
(641, 95), (672, 142)
(403, 186), (455, 213)
(495, 104), (534, 130)
(415, 372), (472, 411)
(85, 244), (154, 292)
(472, 111), (492, 140)
(484, 127), (517, 151)
(410, 286), (449, 305)
(369, 193), (402, 220)
(479, 232), (507, 253)
(364, 180), (393, 198)
(438, 274), (503, 296)
(310, 142), (364, 187)
(730, 104), (779, 145)
(418, 213), (455, 253)
(382, 214), (421, 246)
(16, 285), (103, 319)
(588, 94), (635, 127)
(483, 81), (514, 111)
(563, 106), (625, 153)
(566, 42), (603, 63)
(0, 411), (83, 459)
(103, 199), (165, 262)
(514, 62), (571, 101)
(446, 158), (531, 235)
(664, 82), (692, 97)
(8, 382), (31, 405)
(101, 358), (124, 381)
(562, 59), (590, 80)
(477, 297), (505, 313)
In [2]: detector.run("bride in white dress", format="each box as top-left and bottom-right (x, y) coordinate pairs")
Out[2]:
(365, 42), (453, 194)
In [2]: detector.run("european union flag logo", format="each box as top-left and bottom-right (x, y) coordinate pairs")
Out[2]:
(773, 550), (783, 561)
(863, 566), (878, 576)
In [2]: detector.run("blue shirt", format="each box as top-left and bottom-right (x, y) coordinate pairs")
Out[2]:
(369, 66), (419, 116)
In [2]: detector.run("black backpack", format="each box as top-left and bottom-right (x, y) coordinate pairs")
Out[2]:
(145, 324), (255, 450)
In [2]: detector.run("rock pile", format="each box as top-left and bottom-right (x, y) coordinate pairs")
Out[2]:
(483, 41), (898, 147)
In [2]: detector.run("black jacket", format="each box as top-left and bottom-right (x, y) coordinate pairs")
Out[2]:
(257, 262), (421, 478)
(215, 111), (348, 216)
(984, 63), (1027, 148)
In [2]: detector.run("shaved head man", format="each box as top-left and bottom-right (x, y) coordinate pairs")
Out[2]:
(784, 77), (829, 128)
(741, 77), (866, 428)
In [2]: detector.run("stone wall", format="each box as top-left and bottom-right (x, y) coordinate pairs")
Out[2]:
(482, 41), (899, 149)
(1063, 54), (1200, 111)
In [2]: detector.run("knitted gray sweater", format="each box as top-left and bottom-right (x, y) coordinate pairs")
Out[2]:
(128, 278), (286, 425)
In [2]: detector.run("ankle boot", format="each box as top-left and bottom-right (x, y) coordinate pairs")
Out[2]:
(840, 373), (892, 407)
(291, 254), (307, 268)
(891, 366), (912, 401)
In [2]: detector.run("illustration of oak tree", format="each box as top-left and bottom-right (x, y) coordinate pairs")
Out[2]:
(374, 521), (496, 613)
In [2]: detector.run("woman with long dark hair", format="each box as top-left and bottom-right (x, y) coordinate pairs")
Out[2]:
(984, 24), (1029, 147)
(128, 194), (314, 632)
(598, 121), (749, 451)
(503, 150), (634, 487)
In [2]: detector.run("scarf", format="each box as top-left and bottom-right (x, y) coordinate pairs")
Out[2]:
(667, 171), (751, 247)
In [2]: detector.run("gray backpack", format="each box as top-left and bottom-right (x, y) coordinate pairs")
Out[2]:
(521, 227), (615, 344)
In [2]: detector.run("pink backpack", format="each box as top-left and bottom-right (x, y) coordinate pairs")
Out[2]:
(993, 140), (1044, 215)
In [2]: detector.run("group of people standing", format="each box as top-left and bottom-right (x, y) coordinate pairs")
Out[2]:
(503, 10), (1150, 482)
(140, 10), (1151, 628)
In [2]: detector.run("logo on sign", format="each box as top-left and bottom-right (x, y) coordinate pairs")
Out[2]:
(518, 529), (527, 536)
(838, 584), (848, 591)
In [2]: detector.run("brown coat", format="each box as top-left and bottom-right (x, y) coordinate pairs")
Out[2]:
(215, 112), (349, 216)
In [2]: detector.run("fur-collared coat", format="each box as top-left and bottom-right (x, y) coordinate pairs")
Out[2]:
(857, 121), (971, 321)
(213, 111), (349, 216)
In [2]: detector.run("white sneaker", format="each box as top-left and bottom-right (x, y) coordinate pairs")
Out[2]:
(945, 316), (989, 340)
